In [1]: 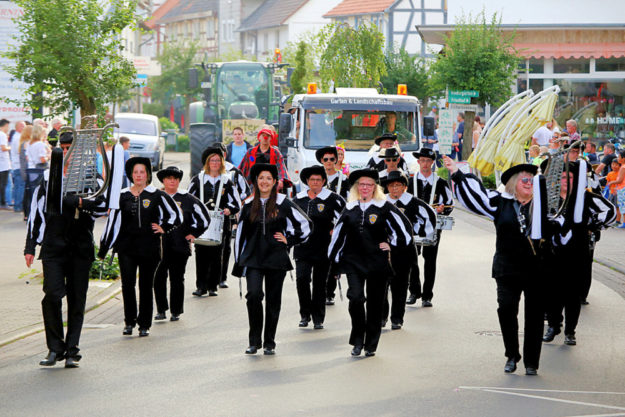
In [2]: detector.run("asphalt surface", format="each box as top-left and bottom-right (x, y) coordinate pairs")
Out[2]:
(1, 152), (624, 416)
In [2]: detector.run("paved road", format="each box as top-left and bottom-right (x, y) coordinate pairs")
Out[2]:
(1, 160), (624, 416)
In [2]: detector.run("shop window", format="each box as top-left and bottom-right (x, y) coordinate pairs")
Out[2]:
(516, 78), (543, 93)
(529, 59), (544, 74)
(554, 58), (589, 74)
(596, 57), (625, 72)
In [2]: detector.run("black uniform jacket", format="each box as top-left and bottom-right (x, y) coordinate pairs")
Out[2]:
(326, 171), (350, 200)
(366, 155), (408, 172)
(293, 187), (345, 263)
(25, 178), (108, 261)
(188, 172), (242, 231)
(164, 190), (211, 256)
(409, 171), (454, 215)
(328, 198), (413, 275)
(225, 161), (251, 201)
(99, 185), (182, 259)
(387, 192), (437, 238)
(235, 194), (313, 271)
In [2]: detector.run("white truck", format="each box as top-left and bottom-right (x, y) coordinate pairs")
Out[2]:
(278, 88), (422, 188)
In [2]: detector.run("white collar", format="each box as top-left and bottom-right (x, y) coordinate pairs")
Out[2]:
(296, 187), (331, 201)
(123, 184), (156, 193)
(225, 161), (234, 170)
(327, 171), (338, 181)
(174, 189), (188, 195)
(501, 191), (514, 200)
(345, 198), (385, 210)
(399, 192), (413, 205)
(417, 171), (434, 185)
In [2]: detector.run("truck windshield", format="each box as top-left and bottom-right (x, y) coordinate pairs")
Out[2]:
(303, 109), (417, 151)
(115, 118), (157, 136)
(217, 64), (269, 120)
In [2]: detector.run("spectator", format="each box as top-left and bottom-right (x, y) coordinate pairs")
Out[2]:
(10, 121), (26, 212)
(584, 142), (598, 163)
(607, 150), (625, 228)
(226, 127), (252, 168)
(119, 136), (131, 187)
(18, 125), (32, 220)
(605, 159), (621, 224)
(595, 143), (616, 178)
(452, 112), (464, 160)
(238, 127), (290, 191)
(528, 145), (541, 165)
(47, 118), (63, 147)
(0, 119), (11, 209)
(24, 124), (49, 218)
(565, 119), (581, 144)
(472, 116), (482, 150)
(531, 120), (553, 147)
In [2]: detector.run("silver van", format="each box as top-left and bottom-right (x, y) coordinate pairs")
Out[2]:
(114, 113), (165, 170)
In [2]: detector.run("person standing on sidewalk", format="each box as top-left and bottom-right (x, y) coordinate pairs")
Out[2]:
(9, 121), (25, 212)
(24, 134), (109, 368)
(0, 119), (11, 209)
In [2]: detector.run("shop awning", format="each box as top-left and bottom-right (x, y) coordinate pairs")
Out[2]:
(513, 43), (625, 59)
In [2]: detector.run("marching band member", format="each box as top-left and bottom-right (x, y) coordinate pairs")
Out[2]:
(153, 166), (210, 322)
(381, 171), (437, 329)
(406, 148), (454, 307)
(293, 165), (345, 329)
(366, 133), (408, 172)
(234, 163), (312, 355)
(543, 160), (616, 346)
(444, 155), (545, 376)
(378, 147), (408, 189)
(316, 146), (349, 199)
(328, 169), (413, 357)
(188, 147), (241, 297)
(25, 133), (109, 368)
(99, 157), (181, 337)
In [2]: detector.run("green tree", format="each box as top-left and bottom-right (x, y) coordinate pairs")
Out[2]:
(149, 41), (201, 134)
(381, 47), (436, 103)
(289, 41), (310, 94)
(2, 0), (137, 119)
(429, 11), (521, 159)
(317, 23), (386, 90)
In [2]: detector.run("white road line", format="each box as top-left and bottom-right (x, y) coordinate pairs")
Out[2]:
(459, 387), (625, 395)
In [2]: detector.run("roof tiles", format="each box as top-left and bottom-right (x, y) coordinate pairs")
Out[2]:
(323, 0), (396, 18)
(238, 0), (308, 32)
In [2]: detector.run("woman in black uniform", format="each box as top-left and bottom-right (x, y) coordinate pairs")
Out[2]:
(188, 147), (241, 297)
(234, 163), (312, 355)
(99, 157), (181, 337)
(328, 169), (413, 357)
(443, 155), (545, 375)
(293, 165), (345, 329)
(153, 166), (211, 321)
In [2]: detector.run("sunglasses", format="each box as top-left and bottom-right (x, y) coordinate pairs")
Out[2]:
(322, 157), (336, 162)
(385, 157), (398, 162)
(520, 177), (533, 184)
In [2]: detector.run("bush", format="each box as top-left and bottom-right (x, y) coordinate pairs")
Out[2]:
(176, 135), (189, 152)
(89, 247), (120, 280)
(143, 102), (165, 118)
(159, 117), (179, 131)
(482, 173), (497, 190)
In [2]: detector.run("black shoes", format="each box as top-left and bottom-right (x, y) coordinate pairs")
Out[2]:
(365, 350), (376, 357)
(351, 345), (363, 356)
(219, 281), (229, 288)
(299, 318), (310, 327)
(170, 315), (180, 322)
(406, 294), (418, 305)
(325, 297), (335, 305)
(422, 299), (433, 307)
(192, 289), (207, 296)
(380, 319), (387, 328)
(580, 298), (589, 305)
(543, 327), (560, 342)
(564, 334), (577, 346)
(138, 328), (150, 337)
(263, 348), (275, 355)
(65, 357), (80, 369)
(391, 323), (402, 330)
(245, 346), (258, 354)
(123, 325), (133, 335)
(39, 351), (63, 366)
(504, 358), (518, 373)
(208, 290), (218, 297)
(525, 367), (538, 376)
(154, 312), (166, 320)
(314, 323), (324, 330)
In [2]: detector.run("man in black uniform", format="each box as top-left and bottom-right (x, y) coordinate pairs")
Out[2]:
(293, 165), (345, 329)
(406, 148), (454, 307)
(24, 133), (108, 368)
(366, 133), (408, 172)
(316, 146), (349, 200)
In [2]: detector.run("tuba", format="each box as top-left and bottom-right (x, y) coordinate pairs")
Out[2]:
(539, 140), (581, 217)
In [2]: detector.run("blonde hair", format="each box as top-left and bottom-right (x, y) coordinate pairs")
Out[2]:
(504, 171), (534, 201)
(30, 124), (45, 144)
(203, 152), (226, 175)
(347, 178), (386, 203)
(19, 125), (33, 151)
(529, 145), (540, 157)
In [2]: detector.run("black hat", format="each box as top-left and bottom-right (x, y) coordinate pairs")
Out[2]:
(250, 163), (278, 184)
(201, 146), (224, 165)
(349, 168), (379, 185)
(374, 133), (397, 146)
(125, 156), (153, 184)
(381, 170), (408, 187)
(566, 141), (582, 150)
(315, 146), (338, 163)
(215, 142), (227, 154)
(156, 166), (183, 182)
(500, 163), (538, 186)
(379, 147), (401, 159)
(300, 165), (327, 186)
(58, 132), (73, 145)
(412, 148), (436, 160)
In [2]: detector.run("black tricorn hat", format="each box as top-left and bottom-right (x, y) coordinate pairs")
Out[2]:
(125, 156), (153, 184)
(250, 163), (278, 184)
(59, 131), (73, 145)
(379, 147), (401, 159)
(501, 163), (538, 186)
(381, 170), (408, 187)
(412, 148), (436, 160)
(315, 146), (338, 163)
(157, 166), (184, 182)
(300, 165), (327, 186)
(374, 133), (397, 146)
(201, 146), (224, 165)
(349, 168), (379, 185)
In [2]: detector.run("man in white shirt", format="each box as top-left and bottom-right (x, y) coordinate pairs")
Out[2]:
(531, 120), (553, 147)
(10, 121), (25, 211)
(0, 119), (11, 208)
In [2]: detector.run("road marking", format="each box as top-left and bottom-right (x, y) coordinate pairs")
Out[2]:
(459, 387), (625, 395)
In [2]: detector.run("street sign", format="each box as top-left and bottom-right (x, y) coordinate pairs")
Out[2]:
(133, 56), (162, 76)
(136, 74), (148, 87)
(449, 103), (478, 112)
(438, 109), (454, 155)
(448, 90), (479, 104)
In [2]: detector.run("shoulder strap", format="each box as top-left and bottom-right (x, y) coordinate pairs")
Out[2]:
(199, 172), (205, 203)
(214, 174), (226, 209)
(429, 172), (438, 206)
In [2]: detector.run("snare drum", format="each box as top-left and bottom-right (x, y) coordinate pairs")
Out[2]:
(436, 215), (454, 230)
(414, 234), (438, 247)
(195, 210), (225, 246)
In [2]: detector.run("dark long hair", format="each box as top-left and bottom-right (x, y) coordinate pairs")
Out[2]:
(249, 174), (279, 223)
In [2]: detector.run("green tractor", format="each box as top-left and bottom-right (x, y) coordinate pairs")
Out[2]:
(188, 61), (288, 175)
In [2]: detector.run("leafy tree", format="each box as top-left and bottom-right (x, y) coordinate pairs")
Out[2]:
(2, 0), (137, 119)
(289, 41), (310, 94)
(381, 47), (436, 104)
(429, 11), (521, 159)
(317, 22), (386, 91)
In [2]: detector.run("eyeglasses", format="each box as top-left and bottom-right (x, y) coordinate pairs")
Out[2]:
(358, 183), (375, 188)
(385, 158), (398, 162)
(307, 178), (323, 183)
(520, 177), (533, 184)
(322, 157), (336, 162)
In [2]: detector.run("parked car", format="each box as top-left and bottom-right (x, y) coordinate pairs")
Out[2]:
(114, 113), (164, 170)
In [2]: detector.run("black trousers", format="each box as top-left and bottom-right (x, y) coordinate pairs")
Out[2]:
(220, 225), (233, 283)
(346, 272), (387, 352)
(0, 170), (8, 205)
(41, 256), (92, 357)
(295, 259), (330, 324)
(154, 251), (189, 316)
(580, 248), (594, 301)
(118, 253), (159, 329)
(545, 257), (583, 335)
(195, 243), (223, 292)
(245, 267), (286, 349)
(383, 252), (411, 325)
(409, 232), (441, 300)
(326, 265), (338, 299)
(495, 277), (544, 369)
